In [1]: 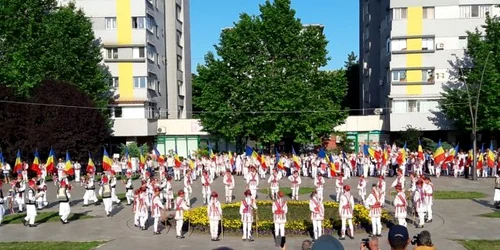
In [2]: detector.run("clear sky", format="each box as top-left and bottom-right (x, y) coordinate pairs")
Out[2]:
(190, 0), (359, 72)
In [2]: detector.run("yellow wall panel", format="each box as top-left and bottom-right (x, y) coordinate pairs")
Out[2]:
(116, 0), (132, 44)
(118, 63), (133, 100)
(406, 7), (423, 95)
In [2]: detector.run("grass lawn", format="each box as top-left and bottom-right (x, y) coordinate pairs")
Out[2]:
(257, 187), (316, 198)
(478, 211), (500, 218)
(458, 240), (500, 250)
(2, 212), (94, 225)
(0, 241), (104, 250)
(433, 191), (486, 200)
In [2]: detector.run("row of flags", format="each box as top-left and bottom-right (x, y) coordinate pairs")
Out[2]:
(245, 146), (301, 171)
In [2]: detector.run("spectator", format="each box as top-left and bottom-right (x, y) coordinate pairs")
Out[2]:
(360, 236), (379, 250)
(311, 235), (344, 250)
(413, 230), (436, 250)
(302, 239), (312, 250)
(388, 225), (411, 250)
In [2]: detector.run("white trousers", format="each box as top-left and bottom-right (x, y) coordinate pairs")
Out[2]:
(59, 202), (71, 221)
(202, 187), (211, 204)
(429, 165), (435, 175)
(176, 219), (183, 236)
(274, 222), (285, 237)
(83, 190), (98, 205)
(270, 188), (279, 199)
(103, 198), (112, 215)
(0, 205), (5, 224)
(210, 220), (219, 239)
(426, 204), (433, 220)
(75, 170), (80, 181)
(184, 189), (191, 207)
(24, 204), (37, 225)
(316, 188), (323, 202)
(225, 186), (233, 202)
(134, 212), (140, 226)
(371, 217), (382, 235)
(417, 212), (425, 226)
(139, 215), (147, 227)
(153, 217), (160, 232)
(312, 220), (322, 239)
(111, 188), (120, 203)
(291, 187), (299, 200)
(242, 222), (252, 239)
(341, 218), (353, 237)
(397, 217), (407, 227)
(126, 190), (134, 204)
(250, 188), (257, 200)
(335, 189), (342, 202)
(174, 169), (181, 180)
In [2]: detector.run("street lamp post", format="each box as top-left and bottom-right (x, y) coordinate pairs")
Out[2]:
(453, 51), (492, 181)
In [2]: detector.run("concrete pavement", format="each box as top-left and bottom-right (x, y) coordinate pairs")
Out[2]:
(0, 174), (498, 250)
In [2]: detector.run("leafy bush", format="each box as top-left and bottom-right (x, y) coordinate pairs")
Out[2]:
(184, 200), (393, 235)
(119, 142), (149, 158)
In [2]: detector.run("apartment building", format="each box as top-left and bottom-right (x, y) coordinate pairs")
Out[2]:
(360, 0), (500, 131)
(58, 0), (192, 142)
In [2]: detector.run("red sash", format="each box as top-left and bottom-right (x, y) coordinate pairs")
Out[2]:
(342, 194), (352, 210)
(203, 175), (210, 186)
(292, 176), (298, 184)
(242, 199), (250, 213)
(250, 173), (257, 182)
(397, 194), (406, 207)
(274, 200), (285, 215)
(317, 177), (323, 186)
(226, 175), (232, 184)
(378, 180), (383, 189)
(175, 198), (183, 211)
(311, 198), (321, 213)
(210, 202), (220, 216)
(372, 191), (381, 208)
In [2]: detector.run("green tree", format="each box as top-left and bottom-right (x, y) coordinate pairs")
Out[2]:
(119, 143), (149, 158)
(193, 0), (347, 146)
(342, 52), (360, 114)
(394, 125), (423, 151)
(440, 14), (500, 131)
(0, 0), (111, 108)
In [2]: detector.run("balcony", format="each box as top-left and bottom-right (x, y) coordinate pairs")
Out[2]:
(176, 20), (183, 32)
(112, 118), (158, 137)
(177, 70), (184, 81)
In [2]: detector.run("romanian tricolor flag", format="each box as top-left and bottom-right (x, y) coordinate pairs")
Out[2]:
(445, 144), (458, 164)
(125, 148), (132, 169)
(478, 145), (484, 169)
(396, 142), (407, 165)
(174, 151), (182, 167)
(292, 147), (300, 169)
(328, 154), (337, 174)
(64, 151), (74, 175)
(87, 153), (96, 173)
(259, 151), (267, 169)
(209, 149), (216, 161)
(102, 148), (113, 172)
(14, 149), (22, 173)
(154, 148), (165, 164)
(467, 149), (473, 165)
(30, 150), (41, 175)
(139, 148), (146, 168)
(417, 140), (424, 161)
(276, 150), (284, 170)
(433, 140), (445, 164)
(188, 158), (195, 169)
(382, 144), (389, 166)
(228, 151), (235, 166)
(46, 148), (55, 173)
(363, 144), (381, 161)
(487, 142), (495, 167)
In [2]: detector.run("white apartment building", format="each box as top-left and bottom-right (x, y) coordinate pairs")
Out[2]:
(58, 0), (192, 143)
(360, 0), (500, 131)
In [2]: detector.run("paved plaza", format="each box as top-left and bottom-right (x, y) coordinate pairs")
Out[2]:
(0, 174), (498, 250)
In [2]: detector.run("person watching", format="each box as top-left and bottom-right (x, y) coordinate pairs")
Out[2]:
(359, 236), (379, 250)
(302, 239), (312, 250)
(413, 230), (436, 250)
(388, 225), (411, 250)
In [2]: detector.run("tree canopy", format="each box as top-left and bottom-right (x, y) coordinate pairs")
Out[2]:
(194, 0), (347, 146)
(342, 52), (360, 115)
(0, 0), (111, 108)
(440, 14), (500, 131)
(0, 80), (111, 161)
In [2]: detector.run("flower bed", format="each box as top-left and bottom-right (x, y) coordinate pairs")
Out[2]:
(184, 200), (393, 236)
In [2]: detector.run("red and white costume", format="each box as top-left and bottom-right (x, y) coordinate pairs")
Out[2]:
(151, 191), (164, 234)
(357, 176), (366, 203)
(174, 192), (189, 238)
(246, 169), (259, 199)
(223, 170), (235, 203)
(309, 193), (324, 240)
(267, 171), (281, 199)
(272, 192), (288, 237)
(339, 186), (354, 239)
(335, 175), (344, 202)
(288, 172), (302, 200)
(393, 188), (407, 226)
(365, 187), (382, 236)
(207, 192), (222, 240)
(413, 183), (427, 227)
(183, 170), (193, 206)
(423, 180), (434, 221)
(239, 190), (257, 241)
(314, 174), (325, 201)
(201, 172), (212, 205)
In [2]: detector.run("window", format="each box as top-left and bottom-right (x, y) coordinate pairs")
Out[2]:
(408, 100), (419, 113)
(177, 105), (184, 118)
(146, 16), (155, 34)
(114, 107), (123, 118)
(147, 46), (156, 61)
(460, 5), (492, 18)
(105, 17), (116, 29)
(423, 7), (435, 19)
(177, 80), (185, 95)
(393, 8), (407, 20)
(422, 38), (434, 50)
(176, 31), (182, 46)
(422, 69), (435, 82)
(133, 76), (147, 88)
(459, 36), (468, 49)
(392, 70), (407, 82)
(106, 48), (118, 59)
(393, 100), (407, 113)
(148, 77), (156, 89)
(132, 17), (145, 29)
(112, 77), (119, 88)
(132, 47), (145, 59)
(176, 4), (182, 21)
(177, 55), (183, 71)
(391, 39), (407, 51)
(386, 37), (391, 54)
